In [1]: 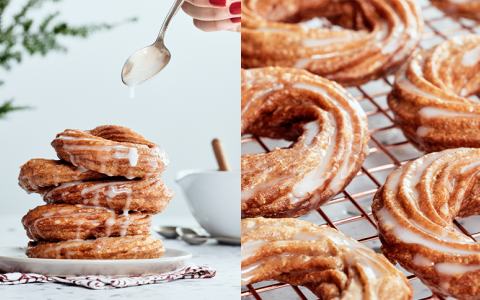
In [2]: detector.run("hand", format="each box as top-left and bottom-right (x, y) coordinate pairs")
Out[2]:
(181, 0), (241, 32)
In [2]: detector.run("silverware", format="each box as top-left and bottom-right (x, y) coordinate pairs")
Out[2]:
(153, 226), (179, 239)
(176, 227), (240, 245)
(121, 0), (185, 97)
(181, 233), (241, 245)
(154, 226), (240, 245)
(176, 227), (209, 237)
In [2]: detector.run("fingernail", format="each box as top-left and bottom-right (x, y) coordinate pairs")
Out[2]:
(209, 0), (226, 7)
(231, 17), (241, 23)
(229, 2), (241, 15)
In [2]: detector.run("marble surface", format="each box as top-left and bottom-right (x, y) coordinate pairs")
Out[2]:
(0, 214), (240, 299)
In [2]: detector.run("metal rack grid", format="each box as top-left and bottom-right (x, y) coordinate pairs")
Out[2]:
(241, 1), (480, 299)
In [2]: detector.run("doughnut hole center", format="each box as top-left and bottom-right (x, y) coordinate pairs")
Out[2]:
(242, 106), (321, 155)
(457, 175), (480, 219)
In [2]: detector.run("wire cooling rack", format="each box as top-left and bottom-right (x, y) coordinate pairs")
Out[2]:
(241, 1), (480, 299)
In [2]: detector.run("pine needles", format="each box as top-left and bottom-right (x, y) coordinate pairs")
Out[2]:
(0, 99), (31, 119)
(0, 0), (136, 118)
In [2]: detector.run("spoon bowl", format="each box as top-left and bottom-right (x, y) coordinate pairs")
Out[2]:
(182, 233), (209, 245)
(121, 43), (171, 97)
(176, 227), (241, 245)
(176, 227), (208, 237)
(153, 225), (179, 239)
(121, 0), (184, 98)
(180, 232), (241, 245)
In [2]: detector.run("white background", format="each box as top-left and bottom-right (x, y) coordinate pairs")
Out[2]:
(0, 0), (240, 219)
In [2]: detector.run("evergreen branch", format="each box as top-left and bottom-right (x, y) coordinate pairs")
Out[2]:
(0, 1), (136, 69)
(0, 0), (136, 120)
(0, 99), (32, 119)
(39, 12), (59, 32)
(0, 0), (11, 18)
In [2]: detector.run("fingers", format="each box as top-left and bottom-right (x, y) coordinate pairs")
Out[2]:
(225, 24), (241, 32)
(185, 0), (233, 8)
(183, 0), (241, 32)
(193, 18), (240, 32)
(182, 1), (240, 21)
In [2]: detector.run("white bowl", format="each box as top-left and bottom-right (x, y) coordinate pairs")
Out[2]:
(176, 170), (240, 239)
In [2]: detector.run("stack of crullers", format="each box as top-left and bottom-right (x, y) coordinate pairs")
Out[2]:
(18, 125), (173, 259)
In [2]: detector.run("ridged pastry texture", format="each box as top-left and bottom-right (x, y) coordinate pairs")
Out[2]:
(18, 159), (109, 194)
(18, 125), (171, 260)
(241, 67), (369, 218)
(241, 218), (413, 300)
(241, 0), (423, 86)
(372, 148), (480, 300)
(43, 178), (173, 215)
(22, 204), (152, 241)
(432, 0), (480, 21)
(51, 125), (169, 179)
(388, 34), (480, 153)
(26, 234), (165, 260)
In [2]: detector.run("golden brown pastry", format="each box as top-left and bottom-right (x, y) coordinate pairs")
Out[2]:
(22, 204), (151, 241)
(18, 159), (110, 194)
(431, 0), (480, 21)
(242, 67), (369, 218)
(51, 125), (169, 179)
(18, 125), (173, 261)
(388, 34), (480, 153)
(43, 178), (173, 215)
(241, 217), (413, 300)
(241, 0), (423, 86)
(26, 234), (165, 259)
(372, 148), (480, 300)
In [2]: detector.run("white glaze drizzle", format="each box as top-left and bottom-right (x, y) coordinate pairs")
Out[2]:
(293, 6), (418, 69)
(256, 27), (291, 33)
(395, 53), (480, 132)
(123, 46), (169, 99)
(289, 83), (359, 200)
(377, 207), (477, 255)
(418, 107), (478, 118)
(78, 180), (133, 211)
(241, 84), (284, 115)
(242, 223), (396, 293)
(241, 176), (290, 203)
(462, 44), (480, 66)
(302, 121), (320, 145)
(395, 74), (458, 104)
(416, 125), (430, 137)
(129, 86), (135, 99)
(378, 146), (480, 293)
(242, 72), (367, 213)
(43, 235), (146, 259)
(435, 263), (480, 276)
(381, 22), (404, 54)
(386, 149), (474, 242)
(302, 37), (349, 48)
(412, 254), (434, 267)
(55, 133), (169, 175)
(25, 204), (132, 241)
(290, 115), (336, 198)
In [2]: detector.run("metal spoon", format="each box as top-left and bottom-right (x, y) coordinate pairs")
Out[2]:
(153, 226), (179, 239)
(121, 0), (185, 98)
(181, 233), (241, 245)
(176, 227), (209, 237)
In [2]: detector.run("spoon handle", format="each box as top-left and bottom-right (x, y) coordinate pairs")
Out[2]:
(157, 0), (185, 42)
(213, 237), (240, 243)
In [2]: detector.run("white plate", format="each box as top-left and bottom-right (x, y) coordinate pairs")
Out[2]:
(0, 247), (192, 277)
